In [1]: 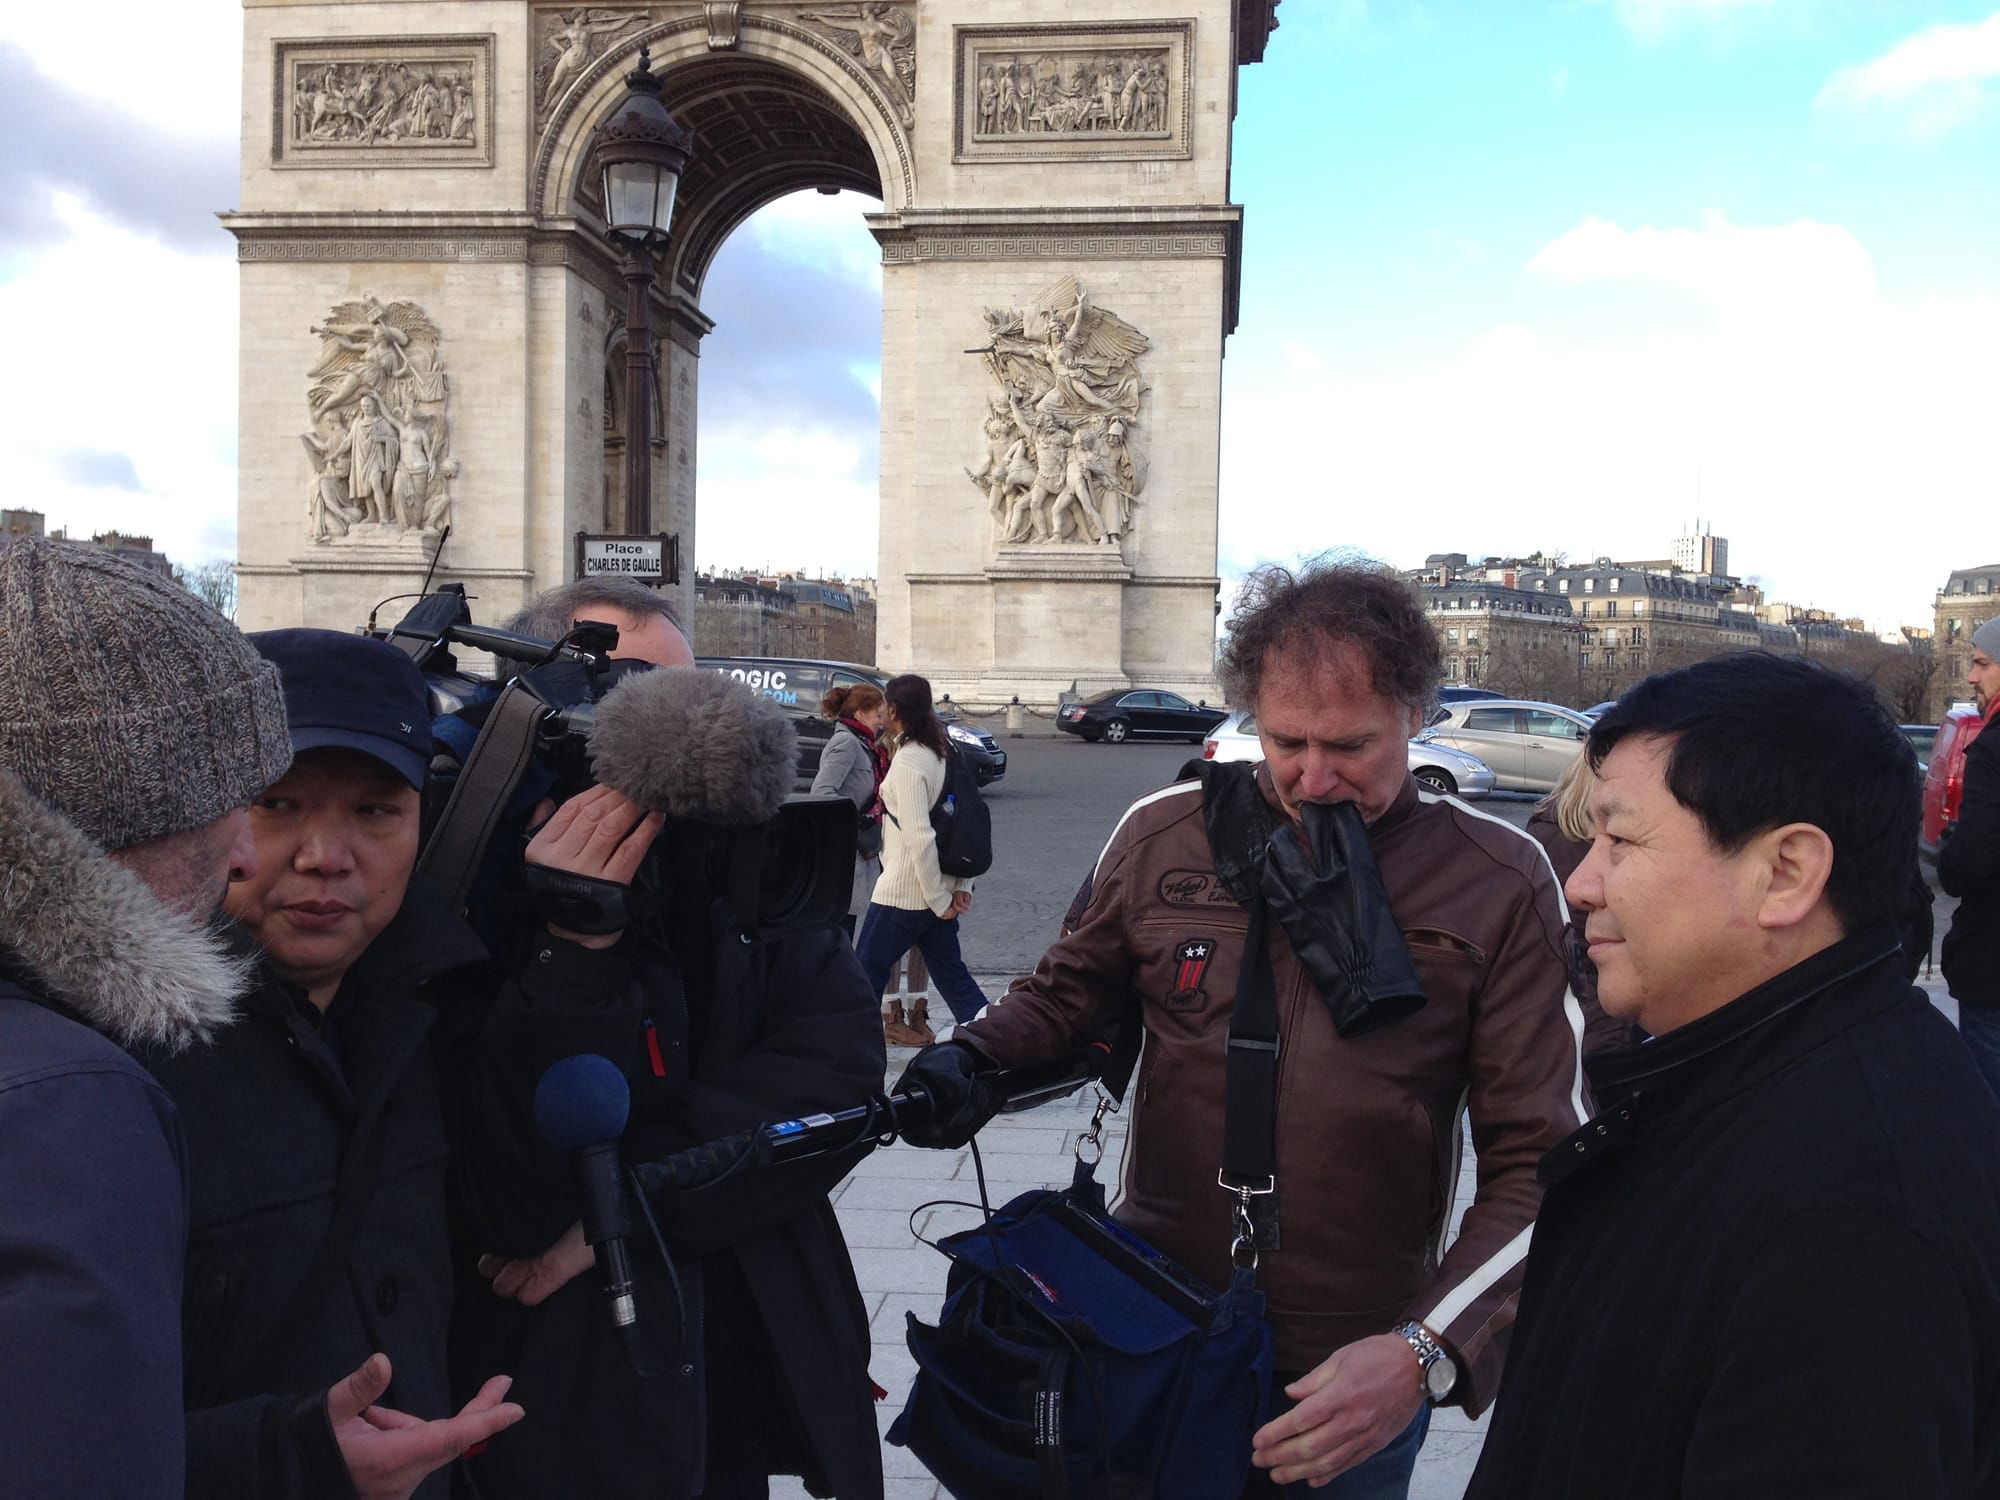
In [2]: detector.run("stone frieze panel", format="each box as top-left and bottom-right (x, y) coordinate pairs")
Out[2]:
(954, 22), (1192, 163)
(273, 36), (494, 168)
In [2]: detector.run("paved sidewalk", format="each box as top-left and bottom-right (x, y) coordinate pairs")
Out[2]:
(774, 977), (1965, 1499)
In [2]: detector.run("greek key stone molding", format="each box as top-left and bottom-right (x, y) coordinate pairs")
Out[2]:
(881, 232), (1228, 263)
(954, 22), (1193, 163)
(274, 36), (494, 168)
(238, 236), (527, 262)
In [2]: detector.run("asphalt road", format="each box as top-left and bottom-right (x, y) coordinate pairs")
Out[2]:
(960, 735), (1537, 977)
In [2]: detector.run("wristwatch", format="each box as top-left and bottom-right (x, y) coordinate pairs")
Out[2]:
(1391, 1320), (1458, 1405)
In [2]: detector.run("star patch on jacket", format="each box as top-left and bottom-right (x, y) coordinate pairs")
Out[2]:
(1167, 938), (1215, 1010)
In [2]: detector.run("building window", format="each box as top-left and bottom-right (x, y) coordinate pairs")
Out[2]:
(1602, 649), (1616, 667)
(1584, 578), (1596, 593)
(1466, 629), (1480, 644)
(1603, 601), (1617, 618)
(1558, 579), (1570, 593)
(1448, 656), (1461, 676)
(1610, 577), (1621, 592)
(1633, 600), (1646, 614)
(1950, 618), (1964, 641)
(1445, 628), (1459, 642)
(1631, 626), (1645, 645)
(1603, 628), (1620, 647)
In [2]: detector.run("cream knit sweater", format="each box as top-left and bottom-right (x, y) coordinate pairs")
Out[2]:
(871, 742), (972, 917)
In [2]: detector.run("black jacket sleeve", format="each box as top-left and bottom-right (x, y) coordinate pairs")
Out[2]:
(186, 1394), (353, 1500)
(1938, 728), (2000, 896)
(626, 926), (887, 1255)
(1682, 1207), (1976, 1498)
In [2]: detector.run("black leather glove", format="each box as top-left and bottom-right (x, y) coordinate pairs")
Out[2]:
(1262, 800), (1427, 1038)
(895, 1041), (1001, 1149)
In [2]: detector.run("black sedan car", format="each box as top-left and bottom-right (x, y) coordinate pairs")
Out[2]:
(1057, 688), (1229, 744)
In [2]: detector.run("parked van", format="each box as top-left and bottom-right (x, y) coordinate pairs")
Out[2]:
(694, 656), (1008, 788)
(1922, 707), (1987, 859)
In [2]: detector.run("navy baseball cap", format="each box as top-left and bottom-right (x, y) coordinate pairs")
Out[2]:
(248, 628), (433, 791)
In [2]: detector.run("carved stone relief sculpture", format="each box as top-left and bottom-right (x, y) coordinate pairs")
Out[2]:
(968, 275), (1150, 549)
(800, 4), (917, 129)
(302, 297), (457, 543)
(274, 37), (493, 167)
(955, 24), (1192, 162)
(534, 9), (647, 131)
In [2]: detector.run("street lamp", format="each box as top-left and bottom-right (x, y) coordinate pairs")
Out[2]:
(591, 45), (692, 533)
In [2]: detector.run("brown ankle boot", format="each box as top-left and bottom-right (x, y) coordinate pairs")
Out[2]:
(883, 1001), (929, 1049)
(904, 995), (937, 1046)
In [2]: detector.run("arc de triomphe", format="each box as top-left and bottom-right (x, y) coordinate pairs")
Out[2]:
(229, 0), (1279, 703)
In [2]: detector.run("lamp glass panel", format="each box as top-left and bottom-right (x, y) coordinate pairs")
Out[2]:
(604, 160), (659, 234)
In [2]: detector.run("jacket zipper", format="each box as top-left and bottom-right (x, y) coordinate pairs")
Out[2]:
(644, 1016), (668, 1078)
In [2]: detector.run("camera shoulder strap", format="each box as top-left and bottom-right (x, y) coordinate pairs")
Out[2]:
(419, 679), (546, 914)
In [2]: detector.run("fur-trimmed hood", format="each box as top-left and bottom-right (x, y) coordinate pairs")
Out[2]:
(0, 768), (245, 1052)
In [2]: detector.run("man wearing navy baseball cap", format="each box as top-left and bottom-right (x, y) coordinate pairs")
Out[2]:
(140, 628), (523, 1500)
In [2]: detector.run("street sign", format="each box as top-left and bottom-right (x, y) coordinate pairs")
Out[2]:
(574, 531), (680, 584)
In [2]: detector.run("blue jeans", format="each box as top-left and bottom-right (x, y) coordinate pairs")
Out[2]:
(1244, 1400), (1431, 1499)
(855, 902), (990, 1024)
(1960, 1004), (2000, 1103)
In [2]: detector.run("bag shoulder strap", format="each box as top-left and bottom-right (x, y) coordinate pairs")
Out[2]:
(1195, 762), (1283, 1254)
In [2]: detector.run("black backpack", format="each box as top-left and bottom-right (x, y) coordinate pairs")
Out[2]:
(930, 746), (993, 878)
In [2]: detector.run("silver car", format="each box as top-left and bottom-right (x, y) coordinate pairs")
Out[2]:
(1423, 699), (1593, 793)
(1201, 710), (1497, 799)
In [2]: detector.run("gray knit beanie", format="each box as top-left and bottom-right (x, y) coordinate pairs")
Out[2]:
(0, 537), (293, 850)
(1973, 617), (2000, 660)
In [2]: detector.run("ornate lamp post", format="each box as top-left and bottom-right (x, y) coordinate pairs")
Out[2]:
(591, 46), (692, 533)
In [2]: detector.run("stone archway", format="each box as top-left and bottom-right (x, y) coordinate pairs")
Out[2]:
(227, 1), (1278, 702)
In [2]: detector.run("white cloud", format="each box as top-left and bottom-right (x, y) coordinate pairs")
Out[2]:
(0, 195), (239, 562)
(1219, 212), (2000, 631)
(1527, 212), (1877, 325)
(0, 3), (237, 123)
(1817, 13), (2000, 143)
(1595, 0), (1777, 44)
(694, 420), (877, 576)
(747, 189), (883, 292)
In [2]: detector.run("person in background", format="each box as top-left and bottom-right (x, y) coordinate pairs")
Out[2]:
(812, 681), (928, 1043)
(0, 536), (293, 1499)
(853, 674), (990, 1034)
(1939, 618), (2000, 1100)
(1528, 754), (1629, 1057)
(143, 629), (523, 1500)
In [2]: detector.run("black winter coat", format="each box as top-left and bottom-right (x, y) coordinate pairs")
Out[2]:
(1465, 929), (2000, 1500)
(140, 883), (487, 1500)
(445, 896), (888, 1500)
(1941, 720), (2000, 1008)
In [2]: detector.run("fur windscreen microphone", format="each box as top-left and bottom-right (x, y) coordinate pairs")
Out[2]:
(534, 1054), (640, 1331)
(586, 668), (796, 827)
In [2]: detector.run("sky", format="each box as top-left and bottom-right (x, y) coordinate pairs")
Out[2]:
(4, 1), (1998, 632)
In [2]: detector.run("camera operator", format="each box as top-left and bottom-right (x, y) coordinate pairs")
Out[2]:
(444, 580), (887, 1500)
(140, 629), (523, 1500)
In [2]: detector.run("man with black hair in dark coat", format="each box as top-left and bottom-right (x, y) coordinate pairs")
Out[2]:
(445, 586), (887, 1500)
(1466, 653), (2000, 1500)
(143, 629), (524, 1500)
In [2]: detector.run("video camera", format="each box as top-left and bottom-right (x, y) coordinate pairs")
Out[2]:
(380, 584), (854, 937)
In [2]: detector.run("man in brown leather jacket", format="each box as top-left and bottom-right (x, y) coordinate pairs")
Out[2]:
(899, 560), (1589, 1498)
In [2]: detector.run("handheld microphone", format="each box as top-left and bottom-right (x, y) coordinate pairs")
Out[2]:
(534, 1054), (639, 1330)
(586, 668), (797, 826)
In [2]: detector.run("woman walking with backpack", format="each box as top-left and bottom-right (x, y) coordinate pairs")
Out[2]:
(855, 674), (990, 1039)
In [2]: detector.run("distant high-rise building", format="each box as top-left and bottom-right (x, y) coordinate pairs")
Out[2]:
(1672, 526), (1728, 580)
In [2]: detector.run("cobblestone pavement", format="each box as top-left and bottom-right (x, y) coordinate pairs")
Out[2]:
(767, 737), (1963, 1498)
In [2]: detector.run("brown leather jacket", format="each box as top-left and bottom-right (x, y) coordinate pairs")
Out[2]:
(959, 769), (1588, 1414)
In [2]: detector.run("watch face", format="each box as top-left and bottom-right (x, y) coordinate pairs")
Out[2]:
(1425, 1357), (1457, 1402)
